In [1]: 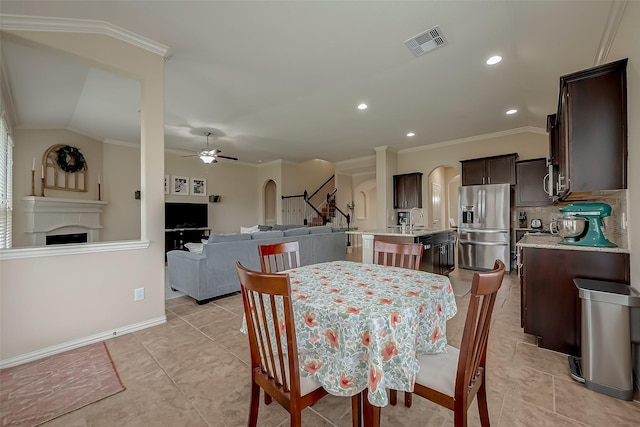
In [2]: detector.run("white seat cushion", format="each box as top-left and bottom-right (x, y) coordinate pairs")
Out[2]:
(415, 345), (460, 397)
(267, 355), (323, 397)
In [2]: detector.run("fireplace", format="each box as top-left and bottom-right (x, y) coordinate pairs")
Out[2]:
(22, 196), (108, 246)
(46, 233), (88, 245)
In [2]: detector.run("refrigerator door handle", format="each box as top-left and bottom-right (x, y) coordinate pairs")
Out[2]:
(458, 240), (508, 246)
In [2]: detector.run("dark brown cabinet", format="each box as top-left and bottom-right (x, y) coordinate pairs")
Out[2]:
(515, 158), (552, 206)
(519, 246), (630, 356)
(461, 153), (517, 186)
(393, 172), (423, 209)
(551, 59), (627, 200)
(418, 231), (455, 275)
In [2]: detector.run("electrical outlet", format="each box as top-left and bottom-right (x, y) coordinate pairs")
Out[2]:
(134, 287), (145, 301)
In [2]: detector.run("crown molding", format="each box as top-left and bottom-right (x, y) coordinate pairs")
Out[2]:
(399, 126), (547, 155)
(594, 0), (628, 66)
(0, 14), (170, 58)
(0, 56), (19, 130)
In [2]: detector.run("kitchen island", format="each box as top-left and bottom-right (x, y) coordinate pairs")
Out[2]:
(516, 233), (630, 355)
(347, 227), (456, 275)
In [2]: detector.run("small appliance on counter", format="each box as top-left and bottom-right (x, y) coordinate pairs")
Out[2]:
(518, 211), (527, 228)
(551, 202), (617, 247)
(530, 218), (542, 229)
(397, 211), (408, 226)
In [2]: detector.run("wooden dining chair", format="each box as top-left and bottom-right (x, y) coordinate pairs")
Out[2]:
(374, 240), (423, 407)
(236, 261), (329, 426)
(373, 240), (423, 270)
(393, 259), (506, 427)
(258, 240), (301, 273)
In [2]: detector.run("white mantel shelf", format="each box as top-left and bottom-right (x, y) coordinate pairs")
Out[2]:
(23, 196), (108, 210)
(22, 196), (108, 246)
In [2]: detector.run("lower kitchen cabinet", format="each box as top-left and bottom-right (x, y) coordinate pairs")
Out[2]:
(520, 247), (630, 356)
(418, 231), (456, 276)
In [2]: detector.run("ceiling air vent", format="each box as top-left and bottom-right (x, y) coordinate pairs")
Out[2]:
(404, 25), (447, 57)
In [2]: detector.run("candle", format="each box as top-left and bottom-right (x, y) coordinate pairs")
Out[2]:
(41, 164), (44, 179)
(32, 157), (35, 171)
(98, 174), (101, 185)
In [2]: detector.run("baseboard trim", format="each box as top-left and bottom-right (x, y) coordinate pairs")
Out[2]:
(0, 315), (166, 369)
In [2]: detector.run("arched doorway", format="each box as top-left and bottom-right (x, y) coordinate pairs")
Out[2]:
(427, 166), (458, 229)
(264, 180), (277, 226)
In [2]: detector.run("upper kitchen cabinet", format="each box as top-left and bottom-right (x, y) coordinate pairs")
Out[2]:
(393, 172), (423, 209)
(460, 153), (517, 186)
(551, 58), (627, 200)
(515, 158), (552, 206)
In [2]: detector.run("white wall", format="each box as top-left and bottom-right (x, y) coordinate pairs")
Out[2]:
(608, 0), (640, 387)
(11, 130), (106, 247)
(102, 143), (141, 241)
(165, 153), (260, 234)
(609, 1), (639, 290)
(0, 29), (165, 364)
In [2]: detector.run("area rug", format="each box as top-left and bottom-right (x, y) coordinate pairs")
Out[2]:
(0, 342), (125, 426)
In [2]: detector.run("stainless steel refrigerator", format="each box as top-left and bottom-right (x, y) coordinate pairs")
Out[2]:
(458, 183), (511, 272)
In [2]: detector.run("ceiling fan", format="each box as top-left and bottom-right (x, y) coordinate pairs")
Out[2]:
(184, 131), (238, 164)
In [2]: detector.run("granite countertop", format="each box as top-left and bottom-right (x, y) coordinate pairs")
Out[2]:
(346, 227), (454, 238)
(516, 233), (629, 254)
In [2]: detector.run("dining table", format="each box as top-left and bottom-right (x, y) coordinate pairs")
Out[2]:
(283, 260), (458, 426)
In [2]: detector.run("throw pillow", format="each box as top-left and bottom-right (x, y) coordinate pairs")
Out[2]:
(184, 242), (204, 254)
(240, 225), (260, 233)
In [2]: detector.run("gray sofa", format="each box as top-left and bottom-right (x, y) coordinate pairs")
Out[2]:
(167, 225), (347, 304)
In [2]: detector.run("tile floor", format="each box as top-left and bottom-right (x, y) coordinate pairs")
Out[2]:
(43, 264), (640, 426)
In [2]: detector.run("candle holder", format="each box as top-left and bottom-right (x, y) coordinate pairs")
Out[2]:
(98, 183), (102, 201)
(31, 170), (36, 196)
(40, 177), (45, 197)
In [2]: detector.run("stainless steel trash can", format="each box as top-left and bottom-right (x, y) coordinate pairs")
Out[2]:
(574, 278), (640, 401)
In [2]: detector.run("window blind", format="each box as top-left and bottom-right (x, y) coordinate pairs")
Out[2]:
(0, 112), (13, 248)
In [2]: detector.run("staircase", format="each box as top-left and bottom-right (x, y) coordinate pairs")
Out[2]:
(281, 176), (350, 229)
(309, 196), (337, 226)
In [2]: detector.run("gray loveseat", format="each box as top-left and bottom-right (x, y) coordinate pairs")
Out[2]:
(167, 225), (347, 304)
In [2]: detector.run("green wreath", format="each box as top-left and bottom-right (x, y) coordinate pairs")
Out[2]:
(56, 145), (86, 173)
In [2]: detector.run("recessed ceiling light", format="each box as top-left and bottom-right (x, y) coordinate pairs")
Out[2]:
(357, 103), (368, 110)
(406, 132), (415, 137)
(486, 55), (502, 65)
(506, 109), (518, 115)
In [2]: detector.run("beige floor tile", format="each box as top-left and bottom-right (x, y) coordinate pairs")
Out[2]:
(499, 395), (585, 427)
(38, 263), (640, 427)
(554, 376), (640, 426)
(43, 369), (207, 427)
(513, 341), (571, 378)
(147, 338), (230, 378)
(211, 292), (244, 314)
(486, 364), (554, 411)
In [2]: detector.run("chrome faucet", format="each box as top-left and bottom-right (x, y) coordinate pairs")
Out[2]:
(409, 207), (424, 230)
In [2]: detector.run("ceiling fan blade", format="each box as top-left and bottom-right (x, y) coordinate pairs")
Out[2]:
(182, 154), (199, 158)
(217, 155), (238, 161)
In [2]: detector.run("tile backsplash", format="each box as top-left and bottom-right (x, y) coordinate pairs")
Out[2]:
(512, 190), (628, 249)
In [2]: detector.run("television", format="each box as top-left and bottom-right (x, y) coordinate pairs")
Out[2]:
(165, 203), (208, 229)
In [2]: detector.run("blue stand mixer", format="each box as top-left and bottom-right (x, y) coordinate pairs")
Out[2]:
(557, 203), (617, 247)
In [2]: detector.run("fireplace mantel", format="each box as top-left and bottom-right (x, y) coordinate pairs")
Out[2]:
(23, 196), (108, 246)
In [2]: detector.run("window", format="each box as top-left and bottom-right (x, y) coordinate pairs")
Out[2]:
(0, 111), (13, 248)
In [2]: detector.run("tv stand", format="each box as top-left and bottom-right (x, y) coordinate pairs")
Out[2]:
(165, 228), (211, 253)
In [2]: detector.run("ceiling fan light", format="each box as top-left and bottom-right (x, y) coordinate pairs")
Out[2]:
(200, 154), (216, 164)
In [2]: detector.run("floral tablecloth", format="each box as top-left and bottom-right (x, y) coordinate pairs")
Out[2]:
(286, 260), (457, 406)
